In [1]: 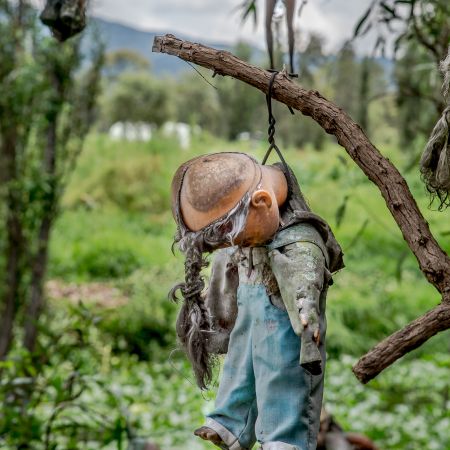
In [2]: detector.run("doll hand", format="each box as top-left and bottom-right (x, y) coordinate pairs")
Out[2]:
(298, 298), (320, 345)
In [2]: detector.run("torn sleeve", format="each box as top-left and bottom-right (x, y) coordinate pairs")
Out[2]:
(269, 241), (326, 337)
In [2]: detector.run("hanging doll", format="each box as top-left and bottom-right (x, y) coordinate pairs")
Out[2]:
(170, 152), (343, 450)
(40, 0), (87, 41)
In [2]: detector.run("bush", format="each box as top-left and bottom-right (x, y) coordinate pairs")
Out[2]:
(0, 302), (211, 450)
(100, 266), (181, 359)
(325, 354), (450, 450)
(101, 72), (171, 127)
(49, 209), (175, 281)
(0, 304), (129, 449)
(76, 242), (141, 279)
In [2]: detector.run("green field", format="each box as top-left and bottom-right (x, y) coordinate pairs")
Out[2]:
(43, 132), (450, 449)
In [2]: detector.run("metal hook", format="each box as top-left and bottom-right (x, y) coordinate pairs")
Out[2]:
(262, 71), (291, 169)
(261, 71), (296, 196)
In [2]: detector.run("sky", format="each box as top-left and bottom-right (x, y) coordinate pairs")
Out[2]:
(87, 0), (376, 54)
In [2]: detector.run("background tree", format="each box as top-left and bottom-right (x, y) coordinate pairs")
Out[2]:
(298, 32), (326, 86)
(0, 1), (103, 359)
(331, 42), (360, 118)
(101, 72), (169, 128)
(174, 74), (223, 135)
(216, 42), (262, 140)
(354, 0), (450, 146)
(104, 48), (151, 81)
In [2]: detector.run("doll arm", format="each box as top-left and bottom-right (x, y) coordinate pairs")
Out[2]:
(270, 241), (326, 337)
(203, 247), (239, 354)
(290, 242), (325, 339)
(269, 239), (327, 374)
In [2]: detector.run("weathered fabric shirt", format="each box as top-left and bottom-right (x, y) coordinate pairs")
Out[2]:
(205, 222), (331, 356)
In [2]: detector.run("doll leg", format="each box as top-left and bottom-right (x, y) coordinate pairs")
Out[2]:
(205, 285), (260, 450)
(252, 286), (325, 450)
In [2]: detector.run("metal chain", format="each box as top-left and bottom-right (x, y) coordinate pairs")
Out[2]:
(262, 71), (293, 174)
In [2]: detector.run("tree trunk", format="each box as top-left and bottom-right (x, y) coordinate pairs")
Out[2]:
(23, 106), (58, 353)
(152, 34), (450, 383)
(0, 128), (24, 359)
(23, 217), (52, 353)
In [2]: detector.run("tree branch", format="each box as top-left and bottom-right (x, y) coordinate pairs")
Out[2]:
(153, 34), (450, 380)
(408, 0), (441, 65)
(353, 300), (450, 383)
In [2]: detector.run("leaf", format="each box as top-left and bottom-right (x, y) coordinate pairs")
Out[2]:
(374, 35), (386, 56)
(337, 155), (348, 167)
(335, 195), (349, 228)
(395, 250), (409, 282)
(347, 219), (370, 249)
(241, 1), (258, 27)
(380, 1), (397, 18)
(393, 33), (406, 54)
(10, 377), (34, 386)
(354, 4), (374, 37)
(360, 22), (373, 37)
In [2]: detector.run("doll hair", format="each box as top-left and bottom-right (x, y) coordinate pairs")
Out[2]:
(420, 46), (450, 210)
(169, 191), (251, 389)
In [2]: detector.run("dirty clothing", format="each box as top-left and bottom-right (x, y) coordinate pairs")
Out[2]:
(205, 223), (330, 450)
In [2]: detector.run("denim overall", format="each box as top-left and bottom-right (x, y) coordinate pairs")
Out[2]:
(205, 233), (328, 450)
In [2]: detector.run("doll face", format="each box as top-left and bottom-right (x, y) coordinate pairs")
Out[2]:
(233, 187), (281, 246)
(233, 164), (287, 246)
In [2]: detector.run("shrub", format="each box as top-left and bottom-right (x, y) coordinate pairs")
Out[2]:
(100, 266), (181, 359)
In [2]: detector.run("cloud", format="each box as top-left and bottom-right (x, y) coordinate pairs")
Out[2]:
(91, 0), (374, 52)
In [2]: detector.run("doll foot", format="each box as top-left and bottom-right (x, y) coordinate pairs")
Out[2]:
(194, 426), (226, 448)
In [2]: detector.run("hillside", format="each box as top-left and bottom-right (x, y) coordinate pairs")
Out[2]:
(86, 17), (392, 79)
(87, 17), (256, 76)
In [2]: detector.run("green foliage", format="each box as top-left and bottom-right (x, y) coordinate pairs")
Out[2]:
(0, 1), (104, 358)
(173, 74), (223, 135)
(0, 304), (129, 449)
(215, 42), (263, 140)
(354, 0), (450, 145)
(298, 33), (327, 86)
(0, 302), (210, 450)
(49, 209), (172, 281)
(16, 132), (450, 449)
(65, 154), (170, 213)
(101, 72), (170, 127)
(331, 42), (360, 117)
(100, 267), (181, 358)
(326, 354), (450, 450)
(353, 0), (450, 61)
(395, 43), (441, 146)
(104, 49), (150, 80)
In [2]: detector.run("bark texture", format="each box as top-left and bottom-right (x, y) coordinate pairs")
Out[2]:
(23, 70), (60, 353)
(0, 128), (24, 359)
(153, 34), (450, 383)
(353, 301), (450, 383)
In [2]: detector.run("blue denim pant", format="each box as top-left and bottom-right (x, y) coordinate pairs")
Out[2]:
(206, 284), (325, 450)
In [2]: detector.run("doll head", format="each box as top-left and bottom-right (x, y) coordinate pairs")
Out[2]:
(170, 152), (288, 389)
(172, 152), (288, 249)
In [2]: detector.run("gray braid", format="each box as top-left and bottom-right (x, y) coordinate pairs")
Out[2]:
(170, 193), (251, 389)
